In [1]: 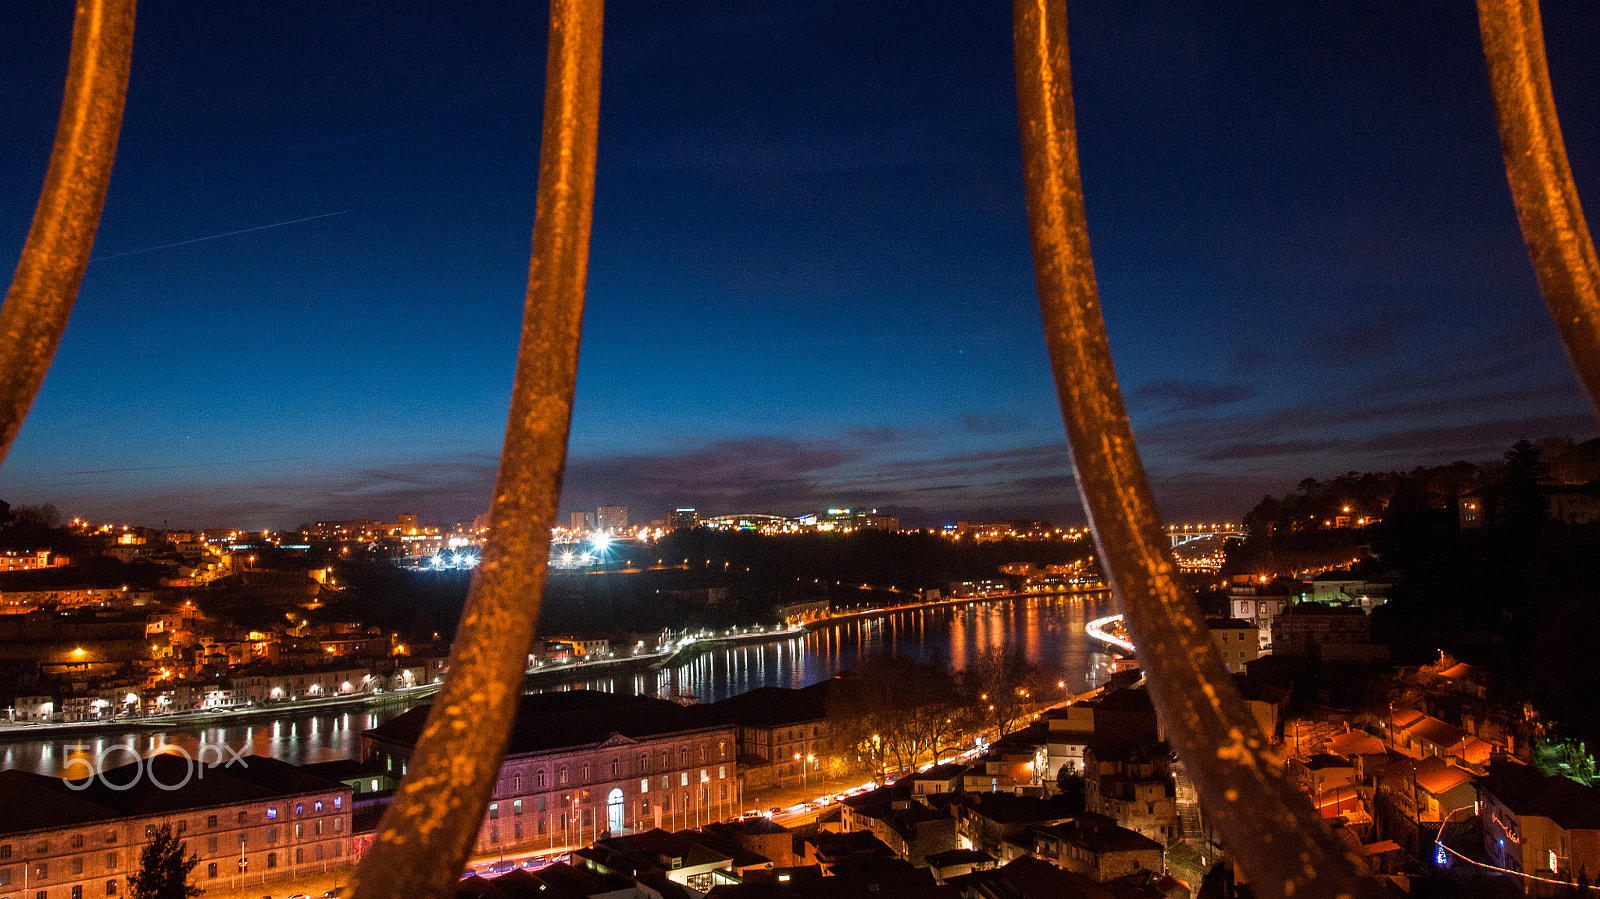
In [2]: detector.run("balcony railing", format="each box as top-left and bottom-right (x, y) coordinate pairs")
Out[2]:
(4, 1), (1595, 897)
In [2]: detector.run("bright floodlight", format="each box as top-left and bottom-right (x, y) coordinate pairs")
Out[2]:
(591, 533), (611, 550)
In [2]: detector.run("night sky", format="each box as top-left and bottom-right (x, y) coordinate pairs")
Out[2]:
(2, 2), (1598, 531)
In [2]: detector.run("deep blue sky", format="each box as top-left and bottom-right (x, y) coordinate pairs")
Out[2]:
(2, 2), (1597, 531)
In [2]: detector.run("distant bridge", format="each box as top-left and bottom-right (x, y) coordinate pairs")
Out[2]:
(1164, 524), (1245, 548)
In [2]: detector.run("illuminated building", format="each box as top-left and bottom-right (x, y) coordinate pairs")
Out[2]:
(0, 756), (352, 897)
(362, 691), (737, 855)
(595, 506), (628, 532)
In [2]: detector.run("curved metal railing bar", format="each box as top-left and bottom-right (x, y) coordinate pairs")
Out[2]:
(1010, 2), (1383, 896)
(0, 0), (136, 466)
(1478, 0), (1600, 421)
(347, 1), (604, 896)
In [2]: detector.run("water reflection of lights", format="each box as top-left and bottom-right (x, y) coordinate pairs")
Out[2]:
(1, 595), (1114, 774)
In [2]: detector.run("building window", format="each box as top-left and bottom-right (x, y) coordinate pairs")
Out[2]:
(334, 797), (343, 810)
(237, 811), (247, 824)
(536, 796), (546, 813)
(639, 753), (648, 772)
(513, 800), (522, 816)
(514, 822), (523, 840)
(33, 863), (46, 879)
(490, 826), (498, 844)
(537, 818), (546, 836)
(206, 815), (217, 828)
(267, 827), (277, 844)
(640, 778), (649, 793)
(315, 845), (323, 862)
(334, 817), (343, 834)
(513, 773), (522, 792)
(106, 880), (117, 896)
(535, 770), (546, 788)
(720, 784), (728, 800)
(315, 821), (323, 836)
(266, 807), (278, 820)
(611, 758), (619, 777)
(559, 767), (568, 785)
(680, 773), (688, 787)
(145, 825), (156, 838)
(266, 853), (276, 869)
(660, 751), (668, 769)
(295, 803), (303, 816)
(294, 824), (302, 839)
(489, 803), (499, 820)
(0, 845), (8, 859)
(0, 869), (9, 887)
(72, 886), (82, 899)
(314, 801), (323, 813)
(106, 852), (117, 868)
(699, 746), (706, 762)
(72, 858), (84, 875)
(719, 741), (727, 759)
(719, 765), (726, 779)
(295, 849), (303, 865)
(207, 863), (217, 879)
(581, 763), (591, 783)
(72, 834), (84, 849)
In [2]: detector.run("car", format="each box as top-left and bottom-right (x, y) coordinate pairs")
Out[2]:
(740, 810), (764, 819)
(769, 807), (782, 816)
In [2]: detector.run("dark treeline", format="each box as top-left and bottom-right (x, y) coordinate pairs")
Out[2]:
(1227, 437), (1600, 746)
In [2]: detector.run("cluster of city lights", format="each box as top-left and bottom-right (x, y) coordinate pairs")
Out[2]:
(550, 533), (613, 570)
(427, 550), (480, 571)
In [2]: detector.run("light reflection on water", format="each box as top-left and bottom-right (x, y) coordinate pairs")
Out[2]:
(2, 595), (1114, 776)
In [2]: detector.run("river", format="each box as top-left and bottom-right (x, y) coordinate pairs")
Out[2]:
(0, 593), (1117, 777)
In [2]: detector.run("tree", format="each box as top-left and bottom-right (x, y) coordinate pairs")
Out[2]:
(1502, 438), (1551, 536)
(127, 824), (201, 899)
(825, 653), (967, 780)
(961, 648), (1045, 737)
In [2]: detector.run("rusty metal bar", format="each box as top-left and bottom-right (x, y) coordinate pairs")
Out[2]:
(0, 0), (136, 466)
(1011, 2), (1383, 897)
(348, 1), (604, 896)
(1478, 0), (1600, 421)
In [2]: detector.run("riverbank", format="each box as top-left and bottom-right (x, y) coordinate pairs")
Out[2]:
(0, 589), (1113, 745)
(0, 682), (441, 742)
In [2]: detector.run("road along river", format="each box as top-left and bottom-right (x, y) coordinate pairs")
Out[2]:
(0, 593), (1119, 777)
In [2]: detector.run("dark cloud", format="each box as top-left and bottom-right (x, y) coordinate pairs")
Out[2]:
(1198, 439), (1345, 462)
(842, 426), (927, 445)
(1301, 309), (1413, 363)
(1357, 415), (1599, 457)
(1128, 380), (1255, 414)
(961, 412), (1029, 435)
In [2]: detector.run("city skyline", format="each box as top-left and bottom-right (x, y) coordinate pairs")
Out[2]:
(3, 2), (1598, 530)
